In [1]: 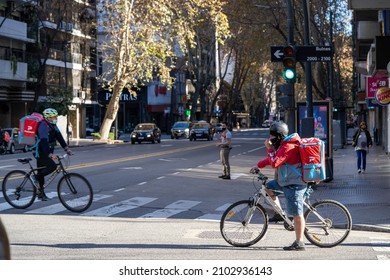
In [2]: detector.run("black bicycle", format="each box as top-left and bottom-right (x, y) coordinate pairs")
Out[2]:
(2, 154), (93, 212)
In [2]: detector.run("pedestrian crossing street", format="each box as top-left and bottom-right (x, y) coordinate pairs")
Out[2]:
(370, 237), (390, 260)
(0, 191), (234, 221)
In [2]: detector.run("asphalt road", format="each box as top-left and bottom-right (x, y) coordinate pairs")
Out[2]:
(0, 130), (389, 263)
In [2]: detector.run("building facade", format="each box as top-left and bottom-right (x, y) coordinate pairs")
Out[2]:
(0, 0), (97, 139)
(348, 0), (390, 154)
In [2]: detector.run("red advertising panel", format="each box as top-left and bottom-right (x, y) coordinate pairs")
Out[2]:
(366, 77), (388, 98)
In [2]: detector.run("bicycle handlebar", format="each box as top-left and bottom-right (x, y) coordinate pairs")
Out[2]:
(58, 153), (73, 160)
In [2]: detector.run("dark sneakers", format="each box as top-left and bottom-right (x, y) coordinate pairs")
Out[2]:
(218, 175), (226, 178)
(268, 213), (284, 223)
(283, 240), (305, 251)
(222, 175), (231, 180)
(37, 189), (49, 201)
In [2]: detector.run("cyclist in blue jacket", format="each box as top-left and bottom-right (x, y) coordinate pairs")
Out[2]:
(32, 108), (72, 201)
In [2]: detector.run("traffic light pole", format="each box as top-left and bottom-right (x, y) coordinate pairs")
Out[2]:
(285, 0), (296, 134)
(303, 0), (313, 121)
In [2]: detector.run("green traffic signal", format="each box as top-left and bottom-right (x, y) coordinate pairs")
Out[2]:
(283, 68), (295, 80)
(283, 45), (296, 81)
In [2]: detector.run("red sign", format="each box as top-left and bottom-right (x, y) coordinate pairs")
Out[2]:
(375, 87), (390, 106)
(367, 77), (388, 98)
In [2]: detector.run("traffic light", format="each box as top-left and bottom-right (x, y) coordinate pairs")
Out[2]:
(282, 45), (296, 82)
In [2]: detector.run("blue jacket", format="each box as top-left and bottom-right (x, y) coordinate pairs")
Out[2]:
(37, 120), (68, 156)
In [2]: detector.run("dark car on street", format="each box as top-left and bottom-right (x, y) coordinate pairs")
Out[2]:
(171, 121), (191, 139)
(130, 123), (161, 144)
(189, 122), (213, 141)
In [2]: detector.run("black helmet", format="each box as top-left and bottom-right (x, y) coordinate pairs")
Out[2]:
(269, 121), (289, 139)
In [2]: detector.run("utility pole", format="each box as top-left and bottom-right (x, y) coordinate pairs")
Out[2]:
(285, 0), (296, 133)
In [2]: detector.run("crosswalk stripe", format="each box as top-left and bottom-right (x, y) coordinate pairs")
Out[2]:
(139, 200), (201, 219)
(81, 196), (157, 217)
(215, 203), (231, 212)
(196, 203), (230, 221)
(26, 194), (112, 214)
(371, 240), (390, 252)
(0, 192), (58, 211)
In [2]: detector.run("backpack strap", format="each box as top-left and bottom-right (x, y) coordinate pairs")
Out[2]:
(284, 163), (302, 177)
(31, 121), (50, 159)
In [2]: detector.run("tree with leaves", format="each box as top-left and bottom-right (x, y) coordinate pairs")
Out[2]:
(97, 0), (229, 140)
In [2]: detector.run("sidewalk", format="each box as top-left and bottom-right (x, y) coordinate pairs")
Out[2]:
(315, 144), (390, 233)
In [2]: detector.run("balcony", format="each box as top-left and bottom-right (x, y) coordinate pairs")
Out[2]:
(0, 59), (28, 81)
(0, 16), (35, 43)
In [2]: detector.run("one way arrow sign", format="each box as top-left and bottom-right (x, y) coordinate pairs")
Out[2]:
(270, 46), (285, 61)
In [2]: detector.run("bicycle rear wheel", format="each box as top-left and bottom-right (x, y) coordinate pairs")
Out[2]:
(304, 199), (352, 248)
(57, 173), (93, 212)
(2, 170), (36, 209)
(220, 200), (268, 247)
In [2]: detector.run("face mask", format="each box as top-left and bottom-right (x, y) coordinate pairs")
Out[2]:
(50, 119), (58, 125)
(222, 127), (226, 131)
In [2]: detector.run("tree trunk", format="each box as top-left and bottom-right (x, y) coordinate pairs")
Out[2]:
(99, 83), (124, 140)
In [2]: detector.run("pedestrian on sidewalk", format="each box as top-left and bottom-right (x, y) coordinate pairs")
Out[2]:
(215, 122), (232, 180)
(352, 121), (373, 174)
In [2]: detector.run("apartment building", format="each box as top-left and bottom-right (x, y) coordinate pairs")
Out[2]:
(348, 0), (390, 154)
(0, 0), (97, 138)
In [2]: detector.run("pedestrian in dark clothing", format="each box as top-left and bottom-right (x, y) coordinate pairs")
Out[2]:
(352, 121), (373, 174)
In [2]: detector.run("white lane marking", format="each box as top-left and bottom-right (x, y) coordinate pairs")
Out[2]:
(121, 167), (143, 170)
(81, 196), (157, 217)
(0, 165), (16, 169)
(138, 182), (147, 186)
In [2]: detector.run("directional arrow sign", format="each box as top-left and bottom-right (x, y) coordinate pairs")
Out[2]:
(271, 46), (285, 61)
(271, 45), (333, 62)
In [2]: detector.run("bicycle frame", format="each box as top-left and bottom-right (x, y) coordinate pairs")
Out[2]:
(25, 155), (69, 190)
(248, 175), (318, 228)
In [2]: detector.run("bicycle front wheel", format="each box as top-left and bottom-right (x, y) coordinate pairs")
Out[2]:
(304, 199), (352, 248)
(220, 200), (268, 247)
(2, 170), (36, 209)
(57, 173), (93, 212)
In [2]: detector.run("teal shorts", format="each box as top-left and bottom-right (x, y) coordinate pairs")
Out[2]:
(266, 180), (306, 216)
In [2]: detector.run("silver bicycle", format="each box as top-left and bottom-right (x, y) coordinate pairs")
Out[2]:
(220, 170), (352, 248)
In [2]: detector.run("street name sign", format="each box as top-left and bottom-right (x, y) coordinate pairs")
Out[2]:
(271, 45), (333, 62)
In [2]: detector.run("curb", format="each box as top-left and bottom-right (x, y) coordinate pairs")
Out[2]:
(352, 224), (390, 233)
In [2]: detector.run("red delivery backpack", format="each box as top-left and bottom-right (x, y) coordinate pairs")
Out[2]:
(287, 137), (326, 183)
(18, 112), (44, 146)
